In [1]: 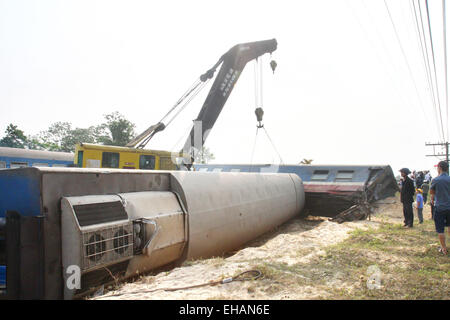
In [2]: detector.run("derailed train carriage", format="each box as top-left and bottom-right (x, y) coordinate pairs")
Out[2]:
(194, 164), (400, 217)
(0, 167), (305, 299)
(0, 147), (74, 169)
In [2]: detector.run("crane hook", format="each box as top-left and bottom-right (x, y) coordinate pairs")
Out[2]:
(255, 107), (264, 128)
(270, 60), (277, 74)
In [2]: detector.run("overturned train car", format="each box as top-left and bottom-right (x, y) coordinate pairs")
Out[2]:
(0, 167), (305, 299)
(194, 164), (400, 217)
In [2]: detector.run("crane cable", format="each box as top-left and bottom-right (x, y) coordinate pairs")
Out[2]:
(138, 78), (211, 148)
(250, 57), (284, 166)
(160, 79), (203, 124)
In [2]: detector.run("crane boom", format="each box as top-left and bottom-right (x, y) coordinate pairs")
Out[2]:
(181, 39), (277, 161)
(126, 39), (278, 162)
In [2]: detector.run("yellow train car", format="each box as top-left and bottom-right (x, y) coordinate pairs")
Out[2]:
(74, 143), (183, 170)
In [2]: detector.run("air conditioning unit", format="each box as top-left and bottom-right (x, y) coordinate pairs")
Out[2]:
(61, 195), (134, 299)
(61, 191), (187, 299)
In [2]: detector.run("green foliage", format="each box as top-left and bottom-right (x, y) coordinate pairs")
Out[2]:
(36, 122), (73, 151)
(97, 112), (136, 146)
(0, 124), (28, 148)
(5, 112), (138, 152)
(194, 147), (215, 164)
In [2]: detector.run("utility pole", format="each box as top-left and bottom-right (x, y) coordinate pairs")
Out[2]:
(425, 142), (450, 163)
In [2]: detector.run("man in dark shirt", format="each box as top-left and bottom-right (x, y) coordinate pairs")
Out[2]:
(399, 168), (415, 228)
(430, 161), (450, 255)
(421, 180), (430, 204)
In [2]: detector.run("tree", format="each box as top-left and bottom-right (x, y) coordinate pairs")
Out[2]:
(97, 112), (136, 146)
(7, 112), (137, 153)
(0, 124), (28, 148)
(194, 147), (215, 164)
(61, 127), (98, 152)
(37, 122), (73, 151)
(36, 122), (100, 152)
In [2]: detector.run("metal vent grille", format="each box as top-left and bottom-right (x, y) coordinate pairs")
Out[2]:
(73, 201), (128, 227)
(81, 222), (133, 271)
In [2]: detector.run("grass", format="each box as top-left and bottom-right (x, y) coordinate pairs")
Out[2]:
(250, 219), (450, 299)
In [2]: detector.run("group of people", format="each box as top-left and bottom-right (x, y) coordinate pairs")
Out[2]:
(399, 161), (450, 255)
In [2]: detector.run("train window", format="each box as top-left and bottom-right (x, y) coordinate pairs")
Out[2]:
(139, 155), (155, 170)
(212, 168), (223, 172)
(10, 162), (28, 168)
(335, 171), (354, 181)
(311, 170), (329, 180)
(32, 163), (49, 167)
(230, 169), (241, 172)
(0, 161), (5, 169)
(102, 152), (120, 168)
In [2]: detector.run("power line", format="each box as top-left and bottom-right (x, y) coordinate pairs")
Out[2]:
(417, 0), (445, 141)
(411, 0), (441, 139)
(443, 0), (449, 141)
(425, 0), (446, 139)
(383, 0), (430, 126)
(351, 0), (430, 129)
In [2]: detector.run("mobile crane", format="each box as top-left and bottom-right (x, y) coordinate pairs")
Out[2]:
(74, 39), (277, 170)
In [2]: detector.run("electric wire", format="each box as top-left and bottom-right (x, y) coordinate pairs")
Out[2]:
(443, 0), (449, 141)
(425, 0), (446, 140)
(383, 0), (431, 127)
(418, 0), (445, 141)
(354, 0), (433, 137)
(412, 0), (436, 110)
(412, 0), (443, 140)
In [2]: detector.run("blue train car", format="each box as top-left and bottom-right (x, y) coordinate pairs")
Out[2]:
(0, 147), (74, 169)
(0, 147), (74, 290)
(194, 163), (399, 217)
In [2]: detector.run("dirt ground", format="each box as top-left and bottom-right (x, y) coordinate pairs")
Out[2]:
(92, 197), (442, 300)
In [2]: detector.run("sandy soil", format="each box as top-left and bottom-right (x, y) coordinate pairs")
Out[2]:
(92, 198), (400, 300)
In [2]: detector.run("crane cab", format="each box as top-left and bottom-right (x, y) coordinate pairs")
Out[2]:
(74, 143), (183, 170)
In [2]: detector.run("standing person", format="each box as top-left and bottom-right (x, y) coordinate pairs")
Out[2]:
(410, 171), (417, 187)
(430, 161), (450, 255)
(425, 170), (432, 182)
(421, 180), (430, 204)
(414, 188), (424, 224)
(416, 171), (424, 188)
(399, 168), (415, 228)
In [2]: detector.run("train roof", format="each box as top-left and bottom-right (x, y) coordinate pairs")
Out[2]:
(193, 163), (396, 184)
(0, 147), (74, 161)
(195, 163), (391, 168)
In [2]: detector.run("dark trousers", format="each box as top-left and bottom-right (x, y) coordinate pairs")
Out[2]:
(423, 193), (428, 204)
(402, 202), (414, 226)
